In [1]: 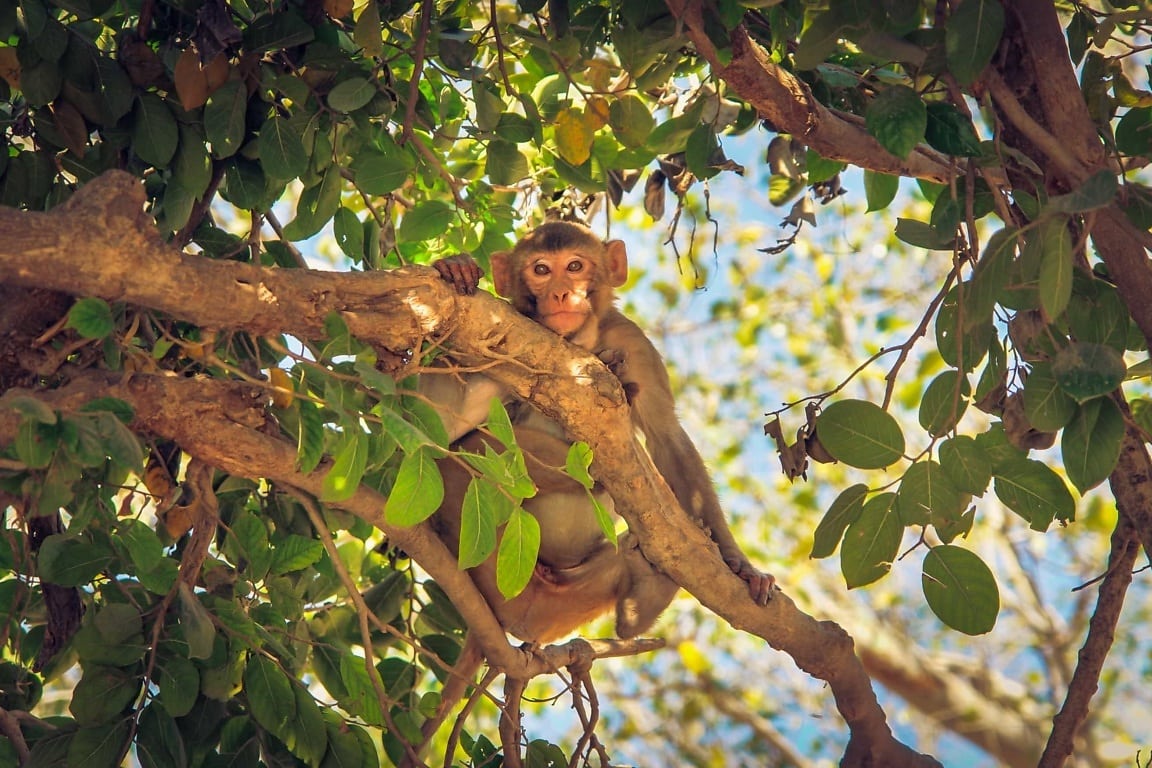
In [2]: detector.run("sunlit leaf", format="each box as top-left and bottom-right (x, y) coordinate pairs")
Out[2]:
(496, 507), (540, 598)
(815, 400), (905, 469)
(385, 447), (444, 526)
(993, 458), (1075, 531)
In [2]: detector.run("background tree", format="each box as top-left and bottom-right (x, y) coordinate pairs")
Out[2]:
(0, 1), (1149, 767)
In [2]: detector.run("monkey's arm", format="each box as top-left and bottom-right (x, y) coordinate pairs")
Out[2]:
(418, 372), (508, 443)
(599, 314), (776, 606)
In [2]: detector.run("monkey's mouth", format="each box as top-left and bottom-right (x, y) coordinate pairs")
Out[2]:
(540, 311), (588, 336)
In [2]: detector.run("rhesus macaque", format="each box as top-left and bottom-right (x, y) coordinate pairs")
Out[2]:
(409, 221), (774, 764)
(425, 220), (774, 642)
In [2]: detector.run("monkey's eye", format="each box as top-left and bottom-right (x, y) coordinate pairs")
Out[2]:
(566, 260), (583, 273)
(533, 263), (550, 276)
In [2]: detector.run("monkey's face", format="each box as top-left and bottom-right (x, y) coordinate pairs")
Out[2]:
(521, 250), (599, 338)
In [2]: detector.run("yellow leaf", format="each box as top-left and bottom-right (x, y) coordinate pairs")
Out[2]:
(555, 107), (593, 166)
(354, 1), (383, 57)
(269, 367), (294, 409)
(585, 96), (609, 130)
(324, 0), (354, 18)
(677, 640), (712, 675)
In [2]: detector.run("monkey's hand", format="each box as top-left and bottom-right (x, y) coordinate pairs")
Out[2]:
(597, 348), (640, 404)
(725, 556), (777, 606)
(433, 254), (483, 295)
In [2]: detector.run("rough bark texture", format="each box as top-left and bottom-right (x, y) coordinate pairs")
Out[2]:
(0, 170), (939, 767)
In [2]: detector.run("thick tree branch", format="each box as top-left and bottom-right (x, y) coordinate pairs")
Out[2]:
(0, 171), (938, 767)
(664, 0), (955, 184)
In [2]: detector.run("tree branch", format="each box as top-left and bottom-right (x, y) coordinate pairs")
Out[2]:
(0, 170), (939, 767)
(664, 0), (955, 184)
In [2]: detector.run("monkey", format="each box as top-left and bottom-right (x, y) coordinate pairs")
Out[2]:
(430, 220), (775, 610)
(406, 221), (775, 764)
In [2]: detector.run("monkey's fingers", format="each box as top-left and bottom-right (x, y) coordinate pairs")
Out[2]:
(433, 256), (483, 295)
(727, 557), (777, 606)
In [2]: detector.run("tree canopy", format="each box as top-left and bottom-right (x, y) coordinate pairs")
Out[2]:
(1, 0), (1151, 766)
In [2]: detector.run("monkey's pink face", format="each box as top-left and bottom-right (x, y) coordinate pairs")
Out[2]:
(522, 251), (598, 338)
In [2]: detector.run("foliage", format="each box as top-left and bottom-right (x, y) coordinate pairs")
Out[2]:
(1, 0), (1151, 766)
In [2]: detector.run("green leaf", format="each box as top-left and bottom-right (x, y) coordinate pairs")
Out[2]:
(1067, 281), (1129, 352)
(204, 81), (248, 158)
(177, 584), (217, 660)
(458, 478), (502, 568)
(132, 93), (178, 168)
(894, 217), (954, 250)
(296, 399), (325, 474)
(486, 399), (516, 448)
(685, 124), (721, 180)
(993, 458), (1075, 530)
(328, 76), (376, 113)
(334, 206), (366, 262)
(385, 447), (444, 526)
(67, 719), (132, 768)
(157, 655), (200, 718)
(14, 418), (57, 468)
(6, 395), (57, 424)
(67, 297), (115, 339)
(1115, 106), (1152, 156)
(244, 656), (296, 734)
(136, 703), (187, 768)
(1036, 218), (1073, 321)
(922, 545), (999, 634)
(497, 112), (536, 143)
(260, 116), (308, 181)
(965, 228), (1017, 328)
(863, 170), (898, 212)
(1051, 342), (1127, 402)
(1062, 397), (1124, 494)
(945, 0), (1004, 85)
(486, 139), (530, 185)
(118, 518), (165, 573)
(496, 507), (540, 598)
(646, 100), (703, 155)
(609, 94), (654, 148)
(841, 493), (901, 589)
(895, 460), (967, 527)
(269, 535), (324, 576)
(283, 165), (341, 240)
(564, 442), (595, 490)
(71, 665), (140, 725)
(811, 483), (867, 559)
(94, 411), (144, 469)
(815, 399), (906, 469)
(398, 200), (455, 243)
(918, 369), (970, 437)
(322, 431), (369, 503)
(1045, 169), (1117, 213)
(1022, 363), (1077, 431)
(938, 435), (992, 496)
(865, 85), (926, 159)
(284, 683), (328, 766)
(245, 9), (316, 52)
(38, 534), (112, 586)
(806, 149), (846, 183)
(353, 138), (416, 194)
(924, 102), (982, 156)
(338, 653), (385, 727)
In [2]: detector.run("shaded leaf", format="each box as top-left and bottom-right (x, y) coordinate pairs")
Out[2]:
(922, 545), (999, 634)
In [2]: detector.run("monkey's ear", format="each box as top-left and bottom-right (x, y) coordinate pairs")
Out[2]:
(604, 240), (629, 287)
(490, 250), (514, 296)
